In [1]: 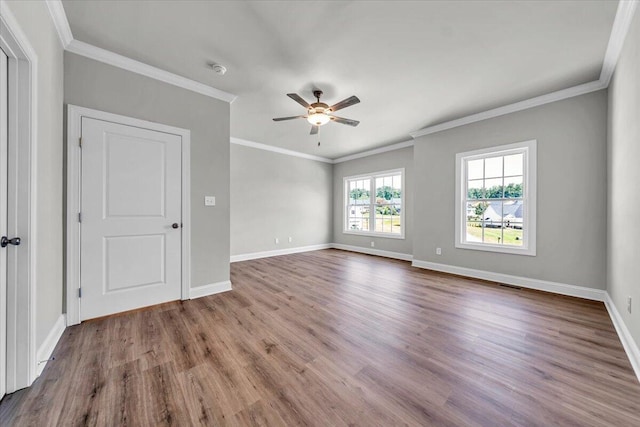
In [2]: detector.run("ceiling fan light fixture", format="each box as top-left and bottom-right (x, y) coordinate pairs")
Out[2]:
(307, 112), (331, 126)
(274, 90), (360, 132)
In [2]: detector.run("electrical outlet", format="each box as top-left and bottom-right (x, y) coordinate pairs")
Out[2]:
(370, 241), (375, 248)
(274, 238), (279, 244)
(288, 237), (292, 243)
(628, 296), (632, 313)
(436, 247), (442, 255)
(204, 196), (216, 206)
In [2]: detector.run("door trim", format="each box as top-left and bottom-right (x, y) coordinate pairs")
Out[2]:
(0, 2), (38, 391)
(66, 105), (191, 326)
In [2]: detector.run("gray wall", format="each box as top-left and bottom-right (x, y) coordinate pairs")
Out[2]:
(607, 11), (640, 348)
(231, 144), (332, 256)
(5, 0), (65, 350)
(64, 52), (231, 288)
(333, 147), (413, 255)
(413, 91), (607, 289)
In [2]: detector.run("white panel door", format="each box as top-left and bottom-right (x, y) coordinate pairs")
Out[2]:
(0, 47), (8, 400)
(80, 117), (182, 320)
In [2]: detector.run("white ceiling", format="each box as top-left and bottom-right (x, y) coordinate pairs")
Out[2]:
(61, 1), (618, 159)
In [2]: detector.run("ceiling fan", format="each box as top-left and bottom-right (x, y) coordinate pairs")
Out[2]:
(273, 90), (360, 135)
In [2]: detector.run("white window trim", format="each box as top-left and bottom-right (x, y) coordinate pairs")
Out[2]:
(455, 140), (537, 256)
(343, 168), (405, 239)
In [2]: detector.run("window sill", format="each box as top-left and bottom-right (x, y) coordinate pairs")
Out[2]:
(455, 241), (536, 256)
(343, 230), (405, 240)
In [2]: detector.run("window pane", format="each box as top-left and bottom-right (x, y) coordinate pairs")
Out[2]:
(466, 221), (483, 242)
(347, 203), (369, 231)
(467, 179), (484, 199)
(374, 201), (401, 233)
(390, 204), (401, 234)
(348, 179), (370, 205)
(482, 201), (502, 226)
(503, 226), (523, 246)
(504, 176), (523, 198)
(467, 159), (483, 180)
(504, 153), (523, 176)
(484, 178), (503, 198)
(482, 223), (502, 244)
(503, 200), (523, 230)
(484, 156), (503, 178)
(467, 201), (488, 222)
(392, 174), (402, 192)
(375, 175), (400, 202)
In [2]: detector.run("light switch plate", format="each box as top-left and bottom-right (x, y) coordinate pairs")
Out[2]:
(204, 196), (216, 206)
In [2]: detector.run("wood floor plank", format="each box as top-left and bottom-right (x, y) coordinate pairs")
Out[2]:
(1, 249), (639, 426)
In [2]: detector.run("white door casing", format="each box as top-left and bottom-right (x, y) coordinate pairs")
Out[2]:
(0, 47), (8, 399)
(80, 118), (182, 320)
(0, 3), (38, 391)
(67, 106), (191, 325)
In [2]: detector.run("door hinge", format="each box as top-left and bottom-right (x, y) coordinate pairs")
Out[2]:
(78, 212), (82, 223)
(79, 137), (82, 148)
(78, 287), (82, 298)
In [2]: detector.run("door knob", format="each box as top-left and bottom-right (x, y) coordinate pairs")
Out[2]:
(172, 223), (179, 229)
(1, 236), (21, 247)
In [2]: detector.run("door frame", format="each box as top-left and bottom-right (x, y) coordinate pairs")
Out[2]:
(66, 105), (191, 326)
(0, 3), (38, 391)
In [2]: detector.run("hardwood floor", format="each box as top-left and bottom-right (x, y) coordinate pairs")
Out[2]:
(1, 249), (639, 426)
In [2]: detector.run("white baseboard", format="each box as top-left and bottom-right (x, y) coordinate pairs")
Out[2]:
(604, 292), (640, 383)
(189, 280), (232, 299)
(331, 243), (413, 261)
(36, 314), (67, 377)
(230, 243), (332, 263)
(411, 259), (606, 301)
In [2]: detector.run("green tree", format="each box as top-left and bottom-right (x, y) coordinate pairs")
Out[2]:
(467, 188), (484, 199)
(468, 183), (522, 199)
(376, 186), (401, 200)
(376, 205), (399, 215)
(474, 202), (489, 216)
(503, 183), (523, 198)
(349, 188), (369, 201)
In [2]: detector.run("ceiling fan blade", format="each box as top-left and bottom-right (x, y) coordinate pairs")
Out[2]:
(273, 115), (306, 121)
(287, 93), (311, 108)
(329, 95), (360, 112)
(330, 116), (360, 127)
(310, 125), (319, 135)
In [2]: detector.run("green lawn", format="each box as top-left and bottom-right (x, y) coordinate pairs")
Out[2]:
(350, 214), (401, 234)
(466, 225), (523, 245)
(375, 215), (401, 234)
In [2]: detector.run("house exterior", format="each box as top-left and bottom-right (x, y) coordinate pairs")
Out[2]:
(479, 200), (524, 228)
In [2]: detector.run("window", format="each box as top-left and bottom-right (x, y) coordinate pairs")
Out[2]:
(455, 140), (536, 255)
(344, 169), (404, 238)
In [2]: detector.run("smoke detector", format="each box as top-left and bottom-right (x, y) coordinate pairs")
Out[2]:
(211, 64), (227, 75)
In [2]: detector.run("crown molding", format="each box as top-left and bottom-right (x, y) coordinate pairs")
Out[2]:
(44, 0), (236, 103)
(600, 0), (638, 86)
(66, 39), (236, 103)
(411, 0), (637, 139)
(409, 80), (606, 139)
(43, 0), (637, 149)
(45, 0), (72, 48)
(333, 140), (414, 163)
(230, 137), (333, 164)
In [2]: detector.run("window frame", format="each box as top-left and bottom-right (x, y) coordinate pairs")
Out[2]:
(455, 140), (536, 256)
(343, 168), (405, 239)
